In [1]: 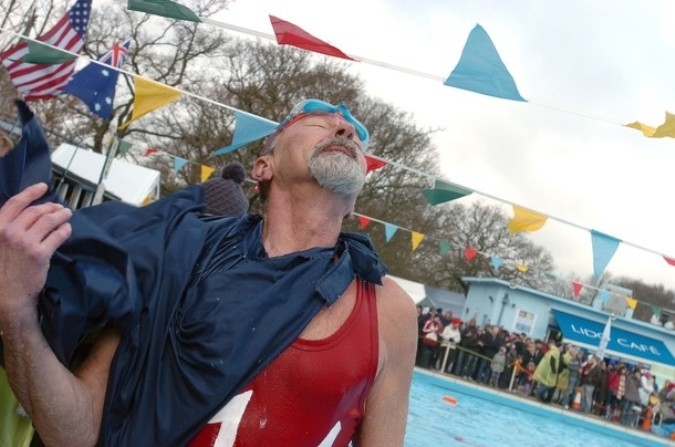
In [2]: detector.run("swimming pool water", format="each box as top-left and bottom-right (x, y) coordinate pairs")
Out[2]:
(405, 371), (658, 447)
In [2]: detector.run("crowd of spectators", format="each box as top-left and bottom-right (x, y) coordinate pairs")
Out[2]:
(416, 305), (675, 440)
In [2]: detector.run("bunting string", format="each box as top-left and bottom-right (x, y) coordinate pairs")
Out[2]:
(0, 19), (669, 316)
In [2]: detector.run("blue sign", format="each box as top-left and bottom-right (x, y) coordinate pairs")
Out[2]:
(552, 309), (675, 366)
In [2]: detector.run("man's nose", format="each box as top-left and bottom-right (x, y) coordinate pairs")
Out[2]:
(332, 116), (356, 141)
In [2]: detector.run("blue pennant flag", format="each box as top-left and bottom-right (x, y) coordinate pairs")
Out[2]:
(63, 39), (131, 119)
(212, 110), (278, 156)
(444, 24), (525, 102)
(590, 229), (622, 281)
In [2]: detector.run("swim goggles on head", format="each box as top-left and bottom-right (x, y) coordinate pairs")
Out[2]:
(262, 99), (370, 154)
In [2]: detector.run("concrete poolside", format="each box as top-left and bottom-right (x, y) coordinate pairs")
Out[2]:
(414, 367), (672, 447)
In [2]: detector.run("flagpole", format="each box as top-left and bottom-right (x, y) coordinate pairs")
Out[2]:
(596, 313), (613, 359)
(92, 137), (119, 205)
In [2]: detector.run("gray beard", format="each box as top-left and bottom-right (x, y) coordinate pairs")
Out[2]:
(308, 138), (365, 197)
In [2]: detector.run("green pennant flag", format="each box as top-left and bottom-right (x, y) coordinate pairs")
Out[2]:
(127, 0), (201, 22)
(439, 240), (451, 255)
(22, 40), (78, 64)
(422, 179), (471, 205)
(118, 139), (133, 156)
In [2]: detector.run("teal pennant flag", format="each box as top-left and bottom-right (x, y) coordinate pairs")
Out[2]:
(422, 179), (471, 205)
(22, 41), (78, 64)
(173, 157), (188, 172)
(212, 110), (278, 156)
(590, 230), (622, 281)
(384, 223), (398, 243)
(444, 24), (526, 102)
(128, 0), (201, 22)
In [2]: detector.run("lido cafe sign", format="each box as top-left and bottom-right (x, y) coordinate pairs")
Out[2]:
(570, 323), (665, 358)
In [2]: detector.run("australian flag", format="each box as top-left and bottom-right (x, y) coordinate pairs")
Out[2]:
(63, 39), (130, 120)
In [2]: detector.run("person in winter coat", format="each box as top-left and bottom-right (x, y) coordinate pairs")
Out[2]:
(579, 355), (603, 413)
(639, 370), (656, 407)
(439, 318), (462, 373)
(621, 367), (642, 427)
(489, 346), (507, 388)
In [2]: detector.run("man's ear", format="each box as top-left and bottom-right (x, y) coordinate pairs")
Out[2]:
(251, 156), (273, 182)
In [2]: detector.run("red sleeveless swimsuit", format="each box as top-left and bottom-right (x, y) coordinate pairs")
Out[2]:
(189, 279), (379, 446)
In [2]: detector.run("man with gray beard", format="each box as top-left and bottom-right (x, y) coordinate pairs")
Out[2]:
(0, 99), (417, 446)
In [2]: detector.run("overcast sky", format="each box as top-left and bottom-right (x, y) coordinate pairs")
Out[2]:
(213, 0), (675, 291)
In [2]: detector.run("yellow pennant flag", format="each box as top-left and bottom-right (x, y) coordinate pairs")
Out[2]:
(516, 264), (528, 272)
(625, 121), (657, 137)
(626, 112), (675, 138)
(625, 297), (638, 310)
(201, 165), (215, 182)
(507, 205), (547, 234)
(119, 76), (182, 129)
(411, 231), (425, 252)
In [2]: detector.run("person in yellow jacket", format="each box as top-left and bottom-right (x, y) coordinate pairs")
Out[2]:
(0, 368), (34, 447)
(554, 346), (574, 404)
(533, 339), (561, 403)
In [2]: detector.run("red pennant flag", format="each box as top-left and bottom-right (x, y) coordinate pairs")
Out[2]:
(144, 147), (158, 156)
(664, 255), (675, 266)
(365, 155), (387, 173)
(464, 247), (478, 261)
(358, 216), (371, 229)
(571, 281), (583, 300)
(269, 15), (356, 61)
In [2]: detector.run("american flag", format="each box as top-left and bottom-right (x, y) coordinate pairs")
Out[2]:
(63, 39), (131, 119)
(0, 0), (92, 101)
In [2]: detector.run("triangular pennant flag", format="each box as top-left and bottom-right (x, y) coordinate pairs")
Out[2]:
(384, 223), (398, 243)
(365, 154), (387, 173)
(625, 121), (657, 137)
(444, 24), (525, 102)
(142, 194), (154, 206)
(625, 297), (638, 310)
(490, 256), (503, 270)
(118, 139), (132, 156)
(626, 112), (675, 138)
(544, 272), (557, 281)
(22, 40), (78, 64)
(119, 76), (182, 129)
(357, 216), (371, 229)
(650, 304), (662, 315)
(127, 0), (201, 22)
(464, 247), (478, 261)
(507, 205), (548, 234)
(590, 229), (622, 281)
(211, 110), (278, 156)
(516, 263), (528, 272)
(439, 240), (451, 255)
(664, 255), (675, 266)
(598, 289), (611, 304)
(269, 15), (355, 61)
(63, 39), (131, 120)
(649, 112), (675, 138)
(144, 147), (158, 156)
(200, 165), (215, 182)
(173, 157), (188, 172)
(571, 281), (583, 300)
(422, 179), (471, 205)
(411, 231), (425, 251)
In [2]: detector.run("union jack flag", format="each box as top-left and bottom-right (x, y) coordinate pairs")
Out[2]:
(99, 40), (130, 68)
(0, 0), (92, 101)
(63, 39), (131, 119)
